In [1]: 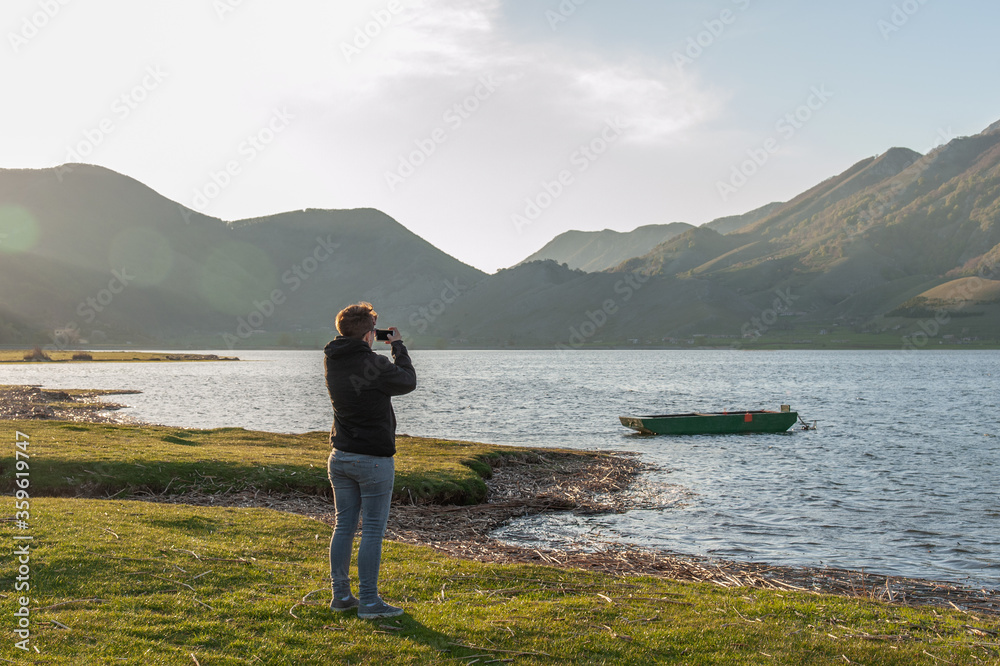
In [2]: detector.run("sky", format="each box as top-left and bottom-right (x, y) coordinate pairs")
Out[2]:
(4, 0), (1000, 273)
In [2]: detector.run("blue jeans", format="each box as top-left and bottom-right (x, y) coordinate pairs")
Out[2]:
(327, 449), (395, 605)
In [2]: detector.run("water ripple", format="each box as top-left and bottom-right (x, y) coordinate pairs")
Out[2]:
(2, 348), (998, 586)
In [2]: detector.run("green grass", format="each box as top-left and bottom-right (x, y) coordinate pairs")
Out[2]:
(0, 350), (238, 363)
(2, 419), (998, 662)
(0, 420), (569, 504)
(2, 498), (997, 664)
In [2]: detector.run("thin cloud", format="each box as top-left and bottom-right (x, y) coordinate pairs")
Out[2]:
(340, 0), (721, 143)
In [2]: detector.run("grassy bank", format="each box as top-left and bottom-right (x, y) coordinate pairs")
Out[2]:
(0, 420), (563, 505)
(2, 419), (999, 663)
(2, 498), (997, 664)
(0, 350), (238, 363)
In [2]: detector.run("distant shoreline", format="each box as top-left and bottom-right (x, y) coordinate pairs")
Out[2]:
(0, 349), (239, 363)
(2, 343), (998, 353)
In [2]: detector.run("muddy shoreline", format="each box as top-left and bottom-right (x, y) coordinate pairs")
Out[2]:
(0, 385), (140, 422)
(5, 385), (999, 616)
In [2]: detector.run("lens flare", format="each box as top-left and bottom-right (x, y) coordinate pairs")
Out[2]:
(198, 241), (277, 316)
(0, 205), (41, 254)
(108, 228), (174, 287)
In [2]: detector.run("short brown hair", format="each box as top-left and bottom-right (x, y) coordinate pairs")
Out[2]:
(336, 302), (377, 339)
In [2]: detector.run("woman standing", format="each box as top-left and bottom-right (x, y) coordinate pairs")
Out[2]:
(324, 302), (416, 619)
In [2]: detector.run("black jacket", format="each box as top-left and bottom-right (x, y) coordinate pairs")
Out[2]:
(324, 336), (417, 457)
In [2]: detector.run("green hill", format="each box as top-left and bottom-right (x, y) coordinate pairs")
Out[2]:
(519, 223), (694, 272)
(587, 128), (1000, 341)
(419, 121), (1000, 347)
(4, 117), (1000, 349)
(406, 259), (755, 347)
(0, 165), (485, 347)
(517, 202), (786, 273)
(701, 201), (785, 235)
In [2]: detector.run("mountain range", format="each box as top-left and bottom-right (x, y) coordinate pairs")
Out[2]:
(2, 118), (1000, 349)
(0, 165), (483, 347)
(521, 201), (786, 273)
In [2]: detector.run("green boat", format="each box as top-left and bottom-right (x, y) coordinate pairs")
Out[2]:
(619, 408), (799, 435)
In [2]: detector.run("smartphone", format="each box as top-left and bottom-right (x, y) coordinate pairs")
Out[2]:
(375, 329), (392, 341)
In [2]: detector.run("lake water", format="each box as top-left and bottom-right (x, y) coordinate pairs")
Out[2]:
(4, 349), (999, 588)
